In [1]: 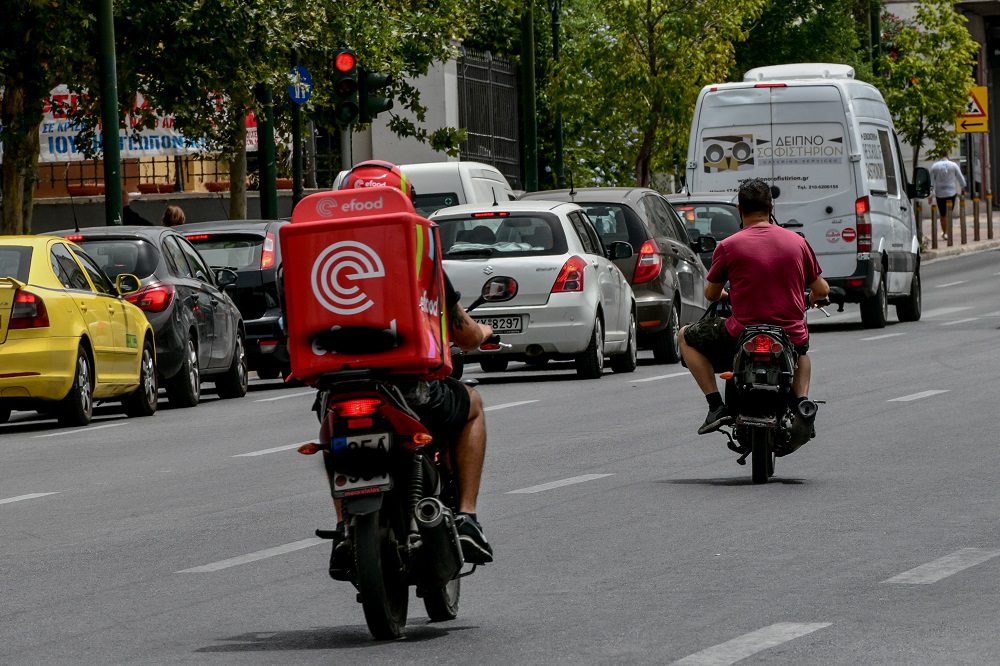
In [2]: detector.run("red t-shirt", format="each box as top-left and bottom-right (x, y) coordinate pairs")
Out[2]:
(706, 223), (822, 346)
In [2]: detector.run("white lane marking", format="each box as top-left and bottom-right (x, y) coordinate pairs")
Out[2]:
(672, 622), (832, 666)
(508, 473), (614, 494)
(32, 422), (126, 439)
(232, 442), (308, 458)
(177, 538), (325, 573)
(254, 390), (315, 403)
(484, 400), (539, 412)
(941, 317), (979, 327)
(0, 492), (60, 505)
(860, 332), (906, 341)
(888, 389), (949, 402)
(922, 306), (973, 319)
(632, 371), (689, 383)
(883, 548), (1000, 584)
(936, 280), (968, 288)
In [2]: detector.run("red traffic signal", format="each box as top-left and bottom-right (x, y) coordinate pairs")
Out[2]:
(335, 52), (357, 73)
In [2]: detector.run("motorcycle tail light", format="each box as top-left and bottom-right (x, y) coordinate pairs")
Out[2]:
(743, 334), (782, 356)
(334, 398), (383, 417)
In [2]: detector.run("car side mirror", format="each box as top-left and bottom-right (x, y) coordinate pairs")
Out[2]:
(215, 268), (238, 289)
(116, 273), (141, 296)
(693, 235), (717, 253)
(911, 166), (931, 199)
(606, 241), (634, 260)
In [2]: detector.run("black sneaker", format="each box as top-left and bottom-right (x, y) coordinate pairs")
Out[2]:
(698, 404), (732, 435)
(328, 528), (352, 581)
(455, 513), (493, 564)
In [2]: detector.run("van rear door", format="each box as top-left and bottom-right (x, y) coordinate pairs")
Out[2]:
(692, 86), (773, 193)
(767, 85), (856, 279)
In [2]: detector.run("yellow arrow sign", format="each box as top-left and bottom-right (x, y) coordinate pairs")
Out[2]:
(957, 86), (988, 133)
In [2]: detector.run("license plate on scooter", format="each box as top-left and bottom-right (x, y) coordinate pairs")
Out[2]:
(331, 432), (393, 498)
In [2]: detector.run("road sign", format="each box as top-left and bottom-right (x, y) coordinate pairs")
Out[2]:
(287, 66), (313, 105)
(956, 86), (988, 133)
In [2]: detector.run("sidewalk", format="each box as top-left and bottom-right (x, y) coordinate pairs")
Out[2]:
(916, 201), (1000, 261)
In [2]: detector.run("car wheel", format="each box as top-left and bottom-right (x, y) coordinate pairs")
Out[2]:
(895, 270), (921, 322)
(450, 357), (465, 380)
(255, 363), (280, 380)
(610, 312), (638, 373)
(123, 339), (158, 417)
(576, 316), (605, 379)
(652, 300), (681, 364)
(524, 357), (549, 367)
(59, 347), (94, 426)
(216, 333), (249, 399)
(0, 403), (10, 424)
(479, 358), (509, 373)
(166, 337), (200, 407)
(860, 270), (888, 329)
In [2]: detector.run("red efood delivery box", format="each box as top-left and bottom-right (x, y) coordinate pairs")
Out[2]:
(280, 187), (452, 383)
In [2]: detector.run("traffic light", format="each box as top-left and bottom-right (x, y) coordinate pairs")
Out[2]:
(332, 49), (359, 125)
(359, 68), (394, 124)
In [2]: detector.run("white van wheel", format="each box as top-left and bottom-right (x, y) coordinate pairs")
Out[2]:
(860, 271), (888, 329)
(895, 271), (921, 322)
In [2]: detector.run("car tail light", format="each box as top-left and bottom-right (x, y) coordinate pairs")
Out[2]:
(632, 240), (662, 284)
(755, 83), (786, 88)
(855, 196), (872, 253)
(261, 231), (276, 269)
(334, 398), (383, 418)
(9, 291), (49, 329)
(743, 334), (783, 359)
(471, 212), (509, 218)
(551, 255), (585, 293)
(186, 234), (210, 241)
(125, 283), (174, 313)
(65, 235), (85, 242)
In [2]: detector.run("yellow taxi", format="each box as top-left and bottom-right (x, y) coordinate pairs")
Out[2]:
(0, 236), (158, 426)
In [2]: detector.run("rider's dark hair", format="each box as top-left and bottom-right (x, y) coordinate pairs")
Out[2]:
(738, 179), (772, 215)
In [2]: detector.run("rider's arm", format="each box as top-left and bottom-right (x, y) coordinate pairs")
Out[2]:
(450, 305), (492, 352)
(808, 276), (830, 305)
(705, 281), (728, 302)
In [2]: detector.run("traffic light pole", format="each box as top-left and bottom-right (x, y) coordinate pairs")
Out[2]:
(551, 0), (565, 189)
(340, 124), (353, 172)
(291, 50), (304, 206)
(256, 84), (278, 220)
(521, 7), (539, 192)
(97, 0), (122, 225)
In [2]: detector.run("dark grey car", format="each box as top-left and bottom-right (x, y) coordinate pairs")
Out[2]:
(666, 193), (742, 270)
(520, 188), (714, 363)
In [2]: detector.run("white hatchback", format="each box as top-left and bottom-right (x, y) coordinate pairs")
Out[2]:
(431, 201), (637, 379)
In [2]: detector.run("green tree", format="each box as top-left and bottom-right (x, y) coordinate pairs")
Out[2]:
(551, 0), (765, 187)
(879, 0), (978, 178)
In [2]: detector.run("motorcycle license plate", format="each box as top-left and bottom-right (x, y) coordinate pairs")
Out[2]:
(474, 315), (524, 334)
(331, 432), (392, 498)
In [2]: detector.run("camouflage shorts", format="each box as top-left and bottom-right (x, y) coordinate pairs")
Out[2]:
(683, 317), (738, 372)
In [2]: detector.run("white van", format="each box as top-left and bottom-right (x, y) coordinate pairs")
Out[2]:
(685, 63), (930, 328)
(335, 161), (516, 218)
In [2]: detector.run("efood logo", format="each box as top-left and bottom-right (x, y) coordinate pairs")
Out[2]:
(311, 241), (385, 315)
(341, 196), (384, 213)
(315, 197), (339, 217)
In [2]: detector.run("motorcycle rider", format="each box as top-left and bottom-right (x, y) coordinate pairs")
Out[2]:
(678, 178), (830, 435)
(325, 161), (495, 577)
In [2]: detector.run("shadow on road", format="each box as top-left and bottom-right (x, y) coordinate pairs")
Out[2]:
(661, 476), (805, 486)
(195, 623), (477, 652)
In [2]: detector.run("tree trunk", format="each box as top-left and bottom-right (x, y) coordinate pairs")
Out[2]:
(229, 110), (247, 220)
(635, 118), (658, 188)
(0, 83), (39, 235)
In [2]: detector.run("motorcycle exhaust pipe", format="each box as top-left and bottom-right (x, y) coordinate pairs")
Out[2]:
(784, 398), (818, 455)
(414, 497), (464, 584)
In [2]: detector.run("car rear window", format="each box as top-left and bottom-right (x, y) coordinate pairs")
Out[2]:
(0, 246), (32, 282)
(576, 203), (647, 249)
(186, 234), (263, 269)
(672, 203), (741, 242)
(414, 192), (460, 218)
(437, 213), (567, 258)
(74, 239), (159, 279)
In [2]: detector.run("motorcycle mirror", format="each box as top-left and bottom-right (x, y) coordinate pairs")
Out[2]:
(481, 276), (518, 303)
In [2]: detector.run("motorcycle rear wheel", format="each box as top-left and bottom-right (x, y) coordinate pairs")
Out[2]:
(353, 511), (409, 639)
(422, 575), (461, 621)
(750, 427), (776, 484)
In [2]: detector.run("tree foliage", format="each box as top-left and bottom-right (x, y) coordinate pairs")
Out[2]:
(550, 0), (765, 188)
(879, 0), (978, 177)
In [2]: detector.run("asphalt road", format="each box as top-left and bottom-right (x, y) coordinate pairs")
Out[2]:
(2, 251), (999, 665)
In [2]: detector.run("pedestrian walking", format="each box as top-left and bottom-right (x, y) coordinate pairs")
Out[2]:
(121, 190), (155, 226)
(161, 204), (186, 227)
(930, 150), (966, 241)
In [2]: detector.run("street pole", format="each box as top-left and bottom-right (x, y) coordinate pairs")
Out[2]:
(340, 124), (353, 172)
(521, 5), (539, 192)
(97, 0), (122, 225)
(870, 0), (881, 76)
(291, 51), (304, 206)
(551, 0), (565, 189)
(255, 84), (278, 220)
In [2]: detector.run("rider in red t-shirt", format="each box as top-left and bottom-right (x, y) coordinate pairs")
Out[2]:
(679, 179), (830, 435)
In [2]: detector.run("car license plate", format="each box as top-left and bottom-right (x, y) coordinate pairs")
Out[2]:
(331, 432), (392, 497)
(474, 315), (524, 334)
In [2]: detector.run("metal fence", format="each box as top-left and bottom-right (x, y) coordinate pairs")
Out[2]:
(457, 49), (522, 189)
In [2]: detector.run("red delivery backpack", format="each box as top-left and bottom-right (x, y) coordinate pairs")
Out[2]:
(279, 186), (452, 384)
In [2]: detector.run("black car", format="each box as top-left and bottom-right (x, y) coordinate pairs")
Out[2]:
(666, 193), (741, 269)
(56, 226), (248, 406)
(180, 219), (289, 380)
(520, 188), (716, 363)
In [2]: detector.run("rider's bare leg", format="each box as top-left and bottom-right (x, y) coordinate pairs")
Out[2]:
(793, 354), (811, 397)
(679, 326), (719, 395)
(455, 386), (486, 514)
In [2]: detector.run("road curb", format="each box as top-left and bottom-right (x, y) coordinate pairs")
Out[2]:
(921, 238), (1000, 262)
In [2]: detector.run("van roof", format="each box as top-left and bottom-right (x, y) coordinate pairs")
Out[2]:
(743, 63), (855, 82)
(401, 161), (508, 182)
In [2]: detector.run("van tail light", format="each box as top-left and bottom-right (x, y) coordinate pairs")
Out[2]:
(261, 232), (276, 269)
(333, 398), (383, 418)
(551, 255), (585, 293)
(632, 240), (662, 284)
(9, 291), (49, 329)
(125, 283), (174, 313)
(743, 334), (783, 360)
(855, 196), (872, 253)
